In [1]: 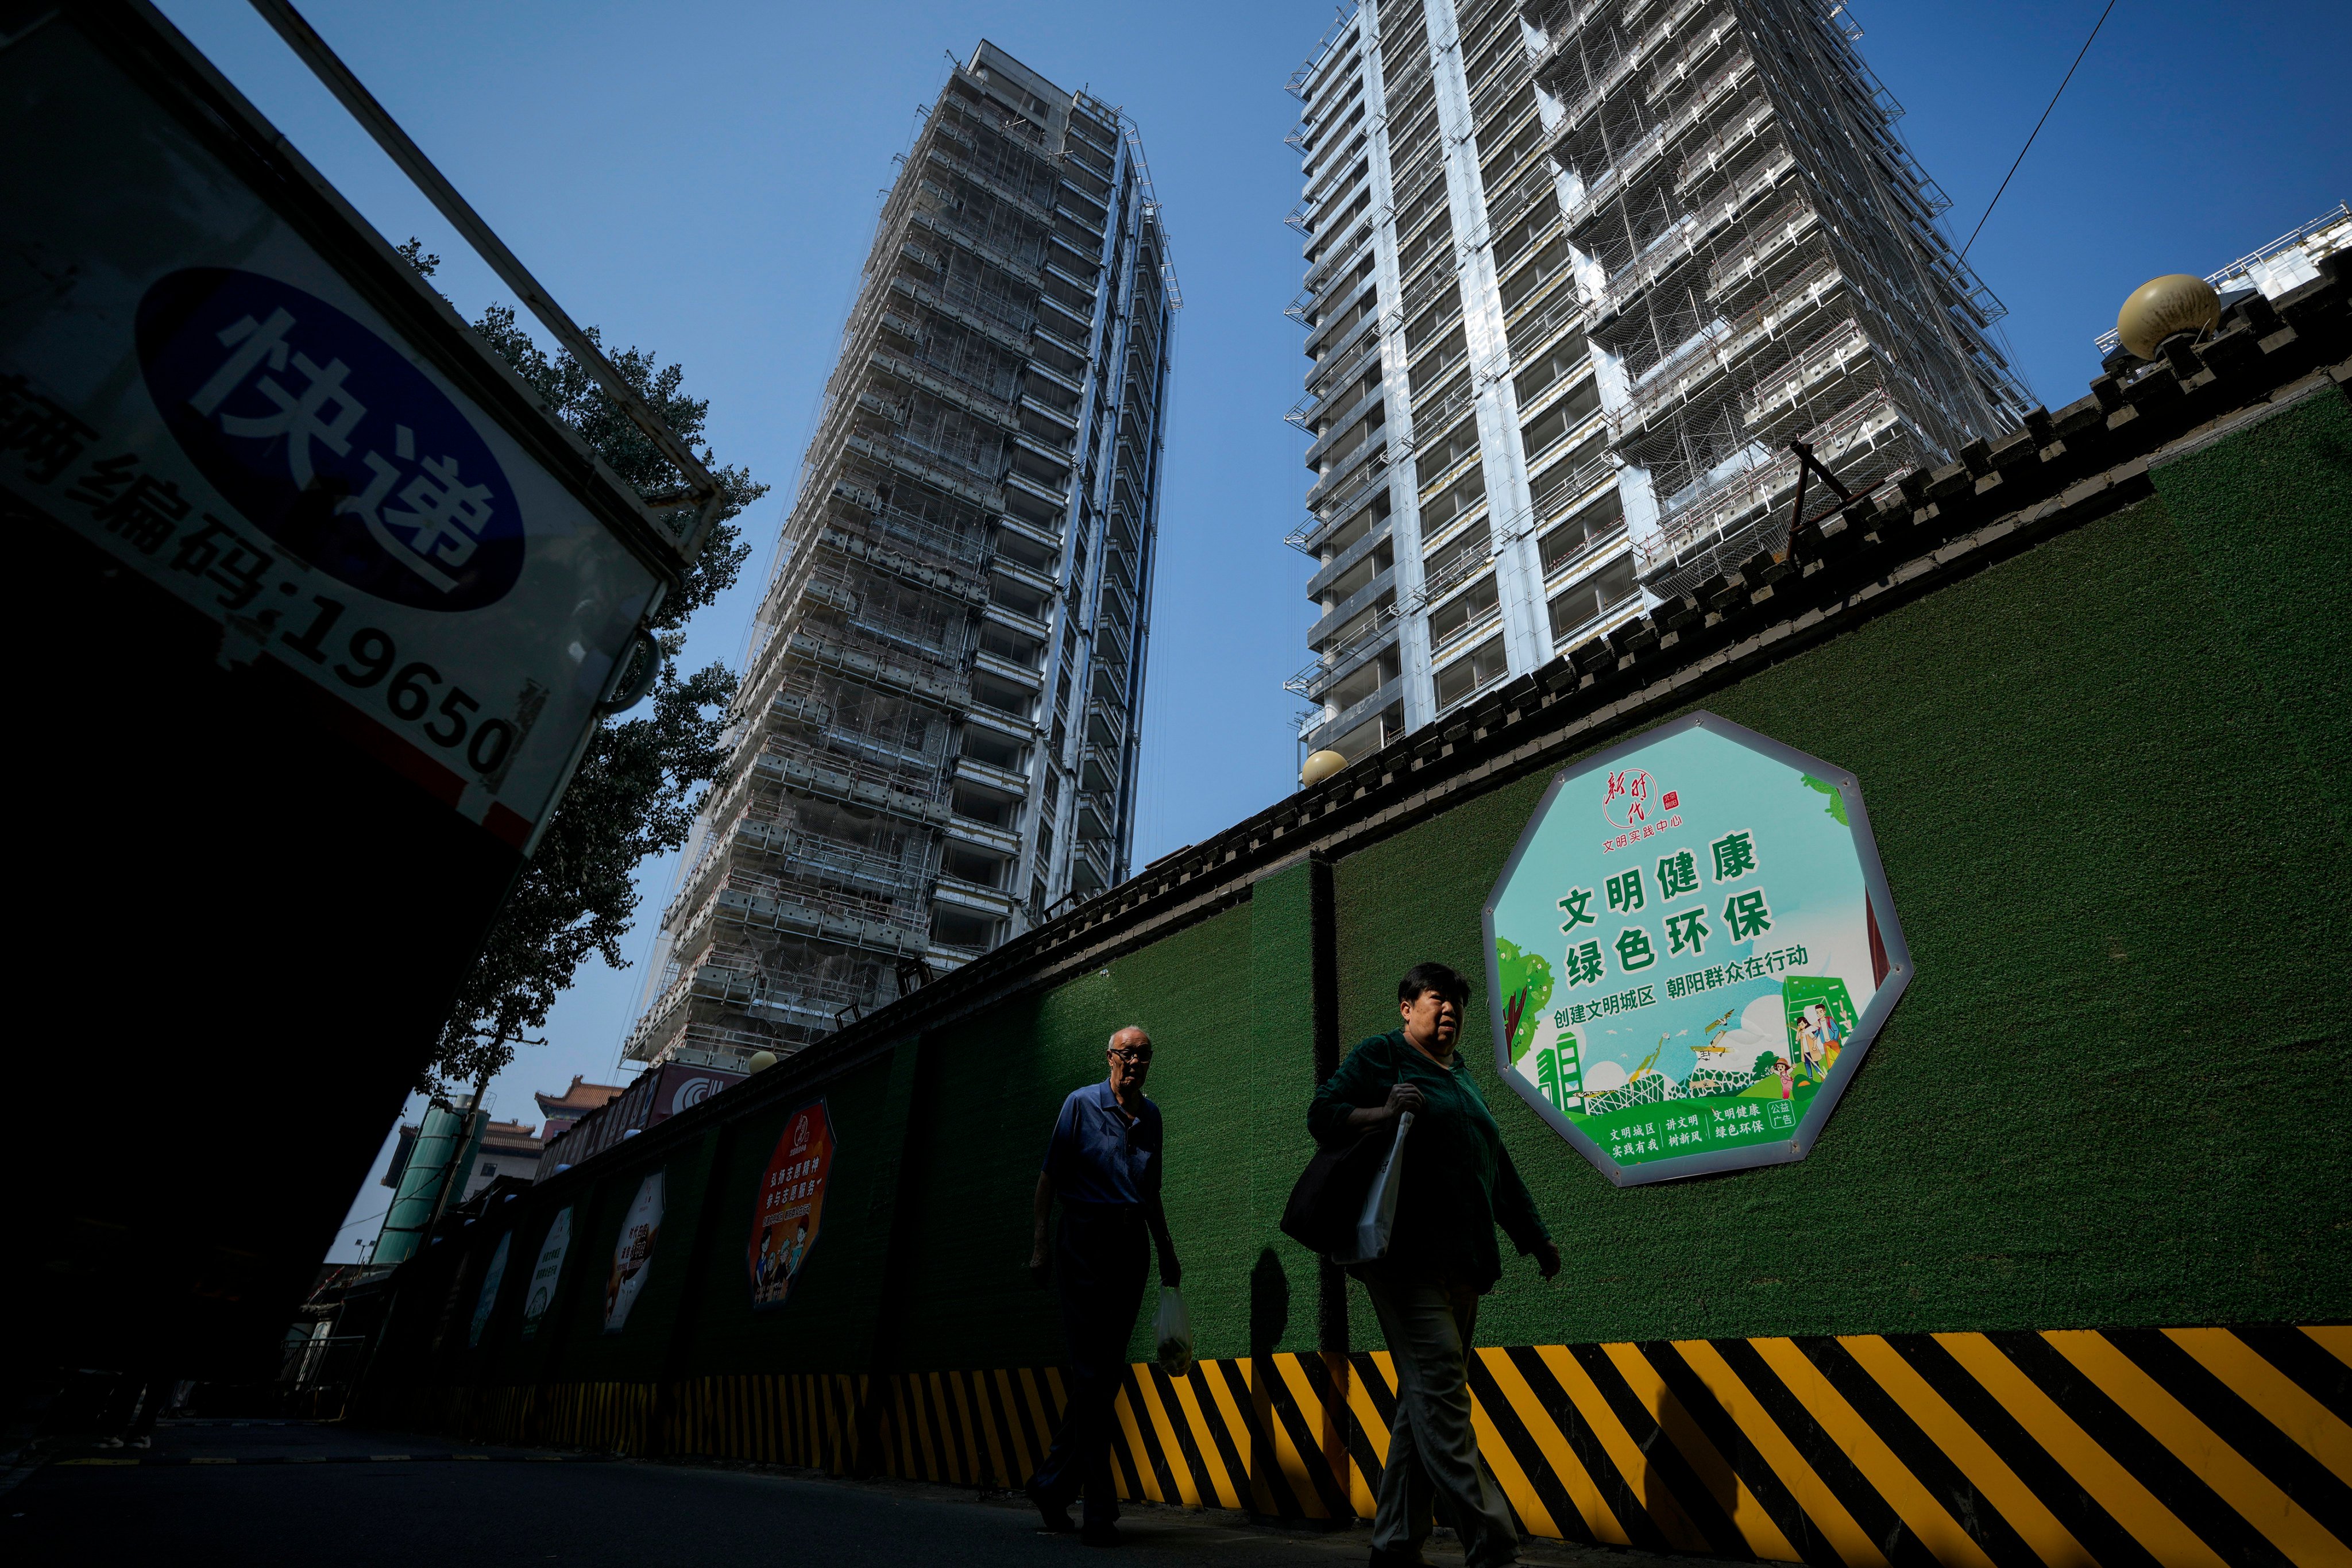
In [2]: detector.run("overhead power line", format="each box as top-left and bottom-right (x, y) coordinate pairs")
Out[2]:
(1959, 0), (2121, 263)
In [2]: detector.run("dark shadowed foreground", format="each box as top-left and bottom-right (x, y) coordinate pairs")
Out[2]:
(3, 1420), (1718, 1568)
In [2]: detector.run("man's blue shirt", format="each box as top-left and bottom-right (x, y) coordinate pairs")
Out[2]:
(1041, 1080), (1161, 1206)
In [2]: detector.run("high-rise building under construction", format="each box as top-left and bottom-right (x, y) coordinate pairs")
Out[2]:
(626, 42), (1176, 1069)
(1288, 0), (2029, 762)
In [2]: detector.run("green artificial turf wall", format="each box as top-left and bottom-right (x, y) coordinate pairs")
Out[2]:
(541, 1137), (717, 1382)
(2148, 388), (2352, 824)
(406, 389), (2350, 1388)
(885, 900), (1258, 1370)
(678, 1053), (899, 1373)
(1329, 480), (2351, 1353)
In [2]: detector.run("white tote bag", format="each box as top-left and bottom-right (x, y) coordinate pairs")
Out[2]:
(1154, 1286), (1195, 1375)
(1338, 1111), (1413, 1265)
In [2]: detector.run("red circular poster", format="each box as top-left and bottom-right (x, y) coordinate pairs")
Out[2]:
(750, 1100), (833, 1311)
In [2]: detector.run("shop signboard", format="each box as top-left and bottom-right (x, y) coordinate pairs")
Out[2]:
(603, 1172), (664, 1334)
(467, 1231), (510, 1349)
(1484, 712), (1911, 1185)
(749, 1101), (835, 1311)
(0, 11), (677, 853)
(520, 1206), (572, 1338)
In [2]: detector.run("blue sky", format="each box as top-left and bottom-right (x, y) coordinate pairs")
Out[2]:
(144, 0), (2345, 1258)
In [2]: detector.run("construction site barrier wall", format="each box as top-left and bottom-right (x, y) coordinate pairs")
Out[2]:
(353, 293), (2352, 1568)
(365, 1328), (2347, 1567)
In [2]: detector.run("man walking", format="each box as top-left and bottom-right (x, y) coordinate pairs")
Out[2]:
(1025, 1026), (1181, 1546)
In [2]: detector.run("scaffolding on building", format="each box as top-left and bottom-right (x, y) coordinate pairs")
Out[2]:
(1528, 0), (2031, 596)
(1280, 0), (2031, 759)
(622, 45), (1175, 1071)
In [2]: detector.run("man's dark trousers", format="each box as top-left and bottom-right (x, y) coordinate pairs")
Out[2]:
(1030, 1201), (1148, 1527)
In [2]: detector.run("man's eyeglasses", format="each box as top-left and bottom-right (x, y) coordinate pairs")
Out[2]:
(1109, 1048), (1153, 1064)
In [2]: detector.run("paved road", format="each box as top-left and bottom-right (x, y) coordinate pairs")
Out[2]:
(3, 1421), (1718, 1568)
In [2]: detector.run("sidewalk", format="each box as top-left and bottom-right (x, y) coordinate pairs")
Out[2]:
(4, 1420), (1726, 1568)
(35, 1417), (602, 1469)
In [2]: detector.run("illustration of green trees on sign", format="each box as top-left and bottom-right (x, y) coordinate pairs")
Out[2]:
(1495, 939), (1553, 1060)
(1481, 712), (1912, 1186)
(1498, 939), (1574, 1112)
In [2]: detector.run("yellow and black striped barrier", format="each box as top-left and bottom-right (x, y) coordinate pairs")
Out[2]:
(380, 1324), (2347, 1567)
(53, 1451), (601, 1466)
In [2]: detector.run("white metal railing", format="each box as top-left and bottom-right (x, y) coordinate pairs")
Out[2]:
(1557, 0), (1707, 130)
(1306, 442), (1394, 527)
(1743, 316), (1868, 428)
(1469, 43), (1534, 111)
(1530, 451), (1616, 520)
(1410, 373), (1477, 445)
(678, 1021), (790, 1059)
(1528, 0), (1619, 87)
(1505, 280), (1585, 364)
(1613, 252), (1840, 434)
(1544, 588), (1646, 659)
(1640, 387), (1907, 572)
(1671, 97), (1775, 196)
(1286, 607), (1397, 695)
(1541, 518), (1631, 587)
(1287, 3), (1365, 98)
(1287, 446), (1617, 698)
(1481, 163), (1558, 243)
(1415, 531), (1497, 611)
(1599, 145), (1793, 320)
(1563, 48), (1758, 234)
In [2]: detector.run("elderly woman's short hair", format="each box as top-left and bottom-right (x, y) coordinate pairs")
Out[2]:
(1397, 962), (1470, 1007)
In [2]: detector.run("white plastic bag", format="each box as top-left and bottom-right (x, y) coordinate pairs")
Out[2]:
(1346, 1110), (1413, 1264)
(1154, 1285), (1195, 1375)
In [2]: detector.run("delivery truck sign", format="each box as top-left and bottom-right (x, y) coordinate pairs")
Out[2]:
(137, 268), (526, 611)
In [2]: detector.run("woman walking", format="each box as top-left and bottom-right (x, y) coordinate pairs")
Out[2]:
(1310, 962), (1559, 1568)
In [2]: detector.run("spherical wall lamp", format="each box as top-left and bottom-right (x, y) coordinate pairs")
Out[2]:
(2117, 273), (2220, 360)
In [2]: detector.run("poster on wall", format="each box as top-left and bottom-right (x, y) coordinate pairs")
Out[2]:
(520, 1207), (572, 1338)
(603, 1172), (665, 1334)
(749, 1100), (835, 1311)
(1483, 711), (1912, 1185)
(467, 1232), (511, 1349)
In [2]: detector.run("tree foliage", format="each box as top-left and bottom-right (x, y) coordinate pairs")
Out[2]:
(399, 241), (764, 1101)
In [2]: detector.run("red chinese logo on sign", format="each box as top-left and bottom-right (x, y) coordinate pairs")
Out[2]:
(749, 1100), (834, 1311)
(1602, 768), (1660, 829)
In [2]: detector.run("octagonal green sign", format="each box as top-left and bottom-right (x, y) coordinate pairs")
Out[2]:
(1482, 712), (1911, 1185)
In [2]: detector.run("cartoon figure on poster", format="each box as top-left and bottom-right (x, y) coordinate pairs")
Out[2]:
(603, 1172), (665, 1334)
(1484, 712), (1912, 1185)
(749, 1100), (836, 1310)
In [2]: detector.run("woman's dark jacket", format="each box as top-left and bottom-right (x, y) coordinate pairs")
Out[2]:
(1308, 1030), (1550, 1292)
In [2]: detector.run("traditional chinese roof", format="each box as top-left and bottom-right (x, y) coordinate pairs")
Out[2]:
(534, 1075), (626, 1119)
(480, 1118), (542, 1153)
